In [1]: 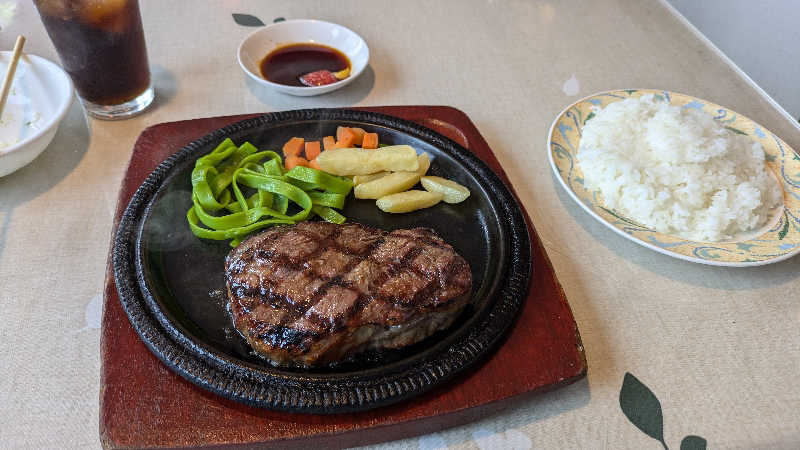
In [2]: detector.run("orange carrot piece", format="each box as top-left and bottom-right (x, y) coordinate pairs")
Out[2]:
(336, 126), (365, 145)
(322, 136), (336, 151)
(305, 141), (321, 160)
(336, 126), (352, 142)
(350, 127), (366, 146)
(282, 137), (304, 157)
(285, 155), (309, 170)
(336, 127), (358, 145)
(334, 132), (356, 148)
(308, 159), (323, 170)
(361, 132), (379, 149)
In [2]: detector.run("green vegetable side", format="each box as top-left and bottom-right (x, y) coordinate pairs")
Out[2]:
(186, 138), (353, 247)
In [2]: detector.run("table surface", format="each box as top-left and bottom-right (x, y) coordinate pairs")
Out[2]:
(1, 1), (799, 449)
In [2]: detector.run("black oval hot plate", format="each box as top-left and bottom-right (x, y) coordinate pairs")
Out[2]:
(113, 109), (531, 413)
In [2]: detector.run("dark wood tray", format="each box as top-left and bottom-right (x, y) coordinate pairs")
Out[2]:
(100, 106), (586, 449)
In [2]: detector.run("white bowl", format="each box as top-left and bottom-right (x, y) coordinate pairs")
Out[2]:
(237, 19), (369, 96)
(0, 52), (72, 177)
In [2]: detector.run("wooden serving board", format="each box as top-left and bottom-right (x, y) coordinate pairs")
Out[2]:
(100, 106), (586, 449)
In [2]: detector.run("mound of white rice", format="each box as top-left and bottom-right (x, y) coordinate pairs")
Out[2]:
(577, 94), (782, 242)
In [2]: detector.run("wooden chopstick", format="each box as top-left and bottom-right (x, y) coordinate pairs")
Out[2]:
(0, 35), (26, 119)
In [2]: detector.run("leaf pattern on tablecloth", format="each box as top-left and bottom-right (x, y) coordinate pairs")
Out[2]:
(562, 74), (580, 96)
(620, 373), (665, 445)
(620, 372), (707, 450)
(232, 13), (264, 27)
(76, 294), (102, 332)
(680, 435), (708, 450)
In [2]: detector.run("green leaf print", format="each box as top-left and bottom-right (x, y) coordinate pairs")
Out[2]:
(620, 373), (708, 450)
(680, 435), (707, 450)
(620, 373), (667, 448)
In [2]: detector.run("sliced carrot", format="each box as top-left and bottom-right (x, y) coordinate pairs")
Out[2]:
(285, 155), (309, 170)
(308, 159), (323, 170)
(361, 132), (379, 149)
(350, 127), (366, 146)
(336, 126), (365, 145)
(305, 141), (321, 160)
(336, 127), (358, 146)
(334, 132), (356, 148)
(322, 136), (336, 151)
(334, 139), (353, 148)
(282, 137), (304, 157)
(336, 126), (353, 142)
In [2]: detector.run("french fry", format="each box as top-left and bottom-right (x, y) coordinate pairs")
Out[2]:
(316, 145), (420, 175)
(420, 176), (471, 203)
(353, 172), (388, 186)
(354, 172), (421, 199)
(376, 190), (443, 213)
(353, 155), (427, 185)
(415, 153), (431, 176)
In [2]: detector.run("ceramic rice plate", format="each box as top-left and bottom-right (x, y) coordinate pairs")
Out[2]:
(548, 89), (800, 266)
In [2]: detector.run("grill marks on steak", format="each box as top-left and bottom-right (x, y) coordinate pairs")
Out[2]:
(225, 222), (472, 367)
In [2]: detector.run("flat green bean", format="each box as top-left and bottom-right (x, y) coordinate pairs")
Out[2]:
(186, 139), (349, 247)
(285, 166), (353, 194)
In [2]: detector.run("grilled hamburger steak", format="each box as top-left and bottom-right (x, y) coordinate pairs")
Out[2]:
(224, 222), (473, 367)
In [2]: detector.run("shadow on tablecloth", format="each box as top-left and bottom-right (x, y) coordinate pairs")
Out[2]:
(0, 99), (90, 260)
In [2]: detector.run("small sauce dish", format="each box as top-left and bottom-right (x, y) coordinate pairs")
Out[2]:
(0, 52), (73, 177)
(238, 19), (369, 97)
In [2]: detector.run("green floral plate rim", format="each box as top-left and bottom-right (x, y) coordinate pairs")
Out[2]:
(548, 89), (800, 267)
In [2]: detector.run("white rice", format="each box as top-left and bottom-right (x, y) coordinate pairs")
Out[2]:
(577, 94), (782, 242)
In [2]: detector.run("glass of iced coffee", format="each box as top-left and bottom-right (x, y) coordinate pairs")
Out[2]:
(33, 0), (154, 120)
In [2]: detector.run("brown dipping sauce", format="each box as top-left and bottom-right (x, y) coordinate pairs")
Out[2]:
(260, 43), (350, 87)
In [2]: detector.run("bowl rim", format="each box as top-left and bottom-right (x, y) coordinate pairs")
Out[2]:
(0, 52), (73, 157)
(236, 18), (370, 94)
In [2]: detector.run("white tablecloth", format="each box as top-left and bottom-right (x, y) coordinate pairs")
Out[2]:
(1, 1), (799, 448)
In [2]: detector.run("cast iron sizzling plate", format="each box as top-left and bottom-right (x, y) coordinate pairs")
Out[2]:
(113, 109), (531, 413)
